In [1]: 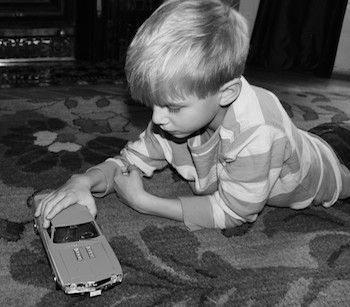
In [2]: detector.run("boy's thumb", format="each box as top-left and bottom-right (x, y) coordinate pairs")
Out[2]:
(127, 165), (143, 176)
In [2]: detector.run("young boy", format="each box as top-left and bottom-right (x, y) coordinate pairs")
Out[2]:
(35, 0), (350, 231)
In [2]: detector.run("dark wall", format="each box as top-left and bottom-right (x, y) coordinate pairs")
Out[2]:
(247, 0), (348, 78)
(75, 0), (241, 64)
(75, 0), (162, 63)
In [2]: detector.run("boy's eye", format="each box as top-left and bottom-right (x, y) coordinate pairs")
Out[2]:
(167, 107), (181, 113)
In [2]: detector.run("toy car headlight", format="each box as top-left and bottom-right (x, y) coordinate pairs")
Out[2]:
(70, 283), (77, 290)
(85, 281), (94, 288)
(111, 274), (122, 283)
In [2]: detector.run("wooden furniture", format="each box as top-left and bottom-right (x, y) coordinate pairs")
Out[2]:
(0, 0), (76, 65)
(0, 0), (166, 66)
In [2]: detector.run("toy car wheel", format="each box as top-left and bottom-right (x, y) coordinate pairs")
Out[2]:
(33, 223), (39, 235)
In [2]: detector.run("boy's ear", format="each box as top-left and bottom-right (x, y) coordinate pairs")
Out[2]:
(219, 78), (242, 107)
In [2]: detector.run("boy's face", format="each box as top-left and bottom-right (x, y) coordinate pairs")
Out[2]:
(151, 92), (223, 139)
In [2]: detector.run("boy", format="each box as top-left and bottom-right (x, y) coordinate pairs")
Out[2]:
(35, 0), (350, 231)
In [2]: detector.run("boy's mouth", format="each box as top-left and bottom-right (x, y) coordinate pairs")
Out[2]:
(154, 124), (190, 140)
(158, 126), (179, 136)
(161, 130), (189, 142)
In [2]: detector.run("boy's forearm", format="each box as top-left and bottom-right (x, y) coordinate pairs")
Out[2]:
(137, 193), (183, 222)
(83, 163), (119, 194)
(69, 169), (106, 194)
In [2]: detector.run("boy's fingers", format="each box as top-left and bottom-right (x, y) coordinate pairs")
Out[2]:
(128, 165), (143, 176)
(34, 192), (53, 216)
(122, 165), (129, 175)
(42, 199), (69, 229)
(85, 198), (97, 218)
(42, 193), (66, 221)
(115, 166), (122, 175)
(40, 192), (59, 217)
(127, 165), (138, 171)
(88, 205), (97, 218)
(46, 199), (68, 220)
(115, 166), (128, 176)
(34, 201), (42, 217)
(48, 201), (96, 224)
(115, 165), (141, 180)
(43, 218), (51, 228)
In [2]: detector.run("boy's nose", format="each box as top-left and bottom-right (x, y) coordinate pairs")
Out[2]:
(152, 105), (168, 125)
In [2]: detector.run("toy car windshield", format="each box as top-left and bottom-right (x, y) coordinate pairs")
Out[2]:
(53, 222), (99, 243)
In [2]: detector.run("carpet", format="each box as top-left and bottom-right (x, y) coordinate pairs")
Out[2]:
(0, 77), (350, 306)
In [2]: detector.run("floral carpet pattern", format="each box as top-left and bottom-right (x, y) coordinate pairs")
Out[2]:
(0, 77), (350, 306)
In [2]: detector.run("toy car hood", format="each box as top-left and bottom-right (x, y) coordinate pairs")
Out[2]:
(54, 238), (121, 283)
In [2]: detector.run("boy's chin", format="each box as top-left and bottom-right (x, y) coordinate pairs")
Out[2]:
(164, 131), (191, 143)
(153, 125), (192, 142)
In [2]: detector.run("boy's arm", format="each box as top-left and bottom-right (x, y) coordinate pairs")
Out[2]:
(121, 124), (289, 231)
(35, 122), (169, 224)
(112, 164), (183, 221)
(180, 125), (289, 231)
(133, 193), (183, 222)
(89, 122), (169, 197)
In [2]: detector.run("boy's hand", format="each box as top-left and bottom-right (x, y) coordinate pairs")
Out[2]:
(113, 165), (148, 212)
(34, 174), (96, 228)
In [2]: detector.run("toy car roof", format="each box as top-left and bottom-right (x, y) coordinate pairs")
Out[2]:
(51, 204), (94, 227)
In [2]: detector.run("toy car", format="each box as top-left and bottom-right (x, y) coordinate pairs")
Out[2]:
(33, 194), (123, 297)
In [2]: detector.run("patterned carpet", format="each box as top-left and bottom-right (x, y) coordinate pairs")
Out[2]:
(0, 73), (350, 306)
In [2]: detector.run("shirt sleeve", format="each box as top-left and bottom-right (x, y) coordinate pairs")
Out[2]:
(180, 124), (289, 231)
(88, 121), (169, 196)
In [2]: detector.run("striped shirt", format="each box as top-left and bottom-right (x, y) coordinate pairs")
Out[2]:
(93, 77), (349, 231)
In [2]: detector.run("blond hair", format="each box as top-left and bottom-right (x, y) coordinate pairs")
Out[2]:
(125, 0), (250, 107)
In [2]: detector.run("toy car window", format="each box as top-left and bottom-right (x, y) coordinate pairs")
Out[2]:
(53, 222), (99, 243)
